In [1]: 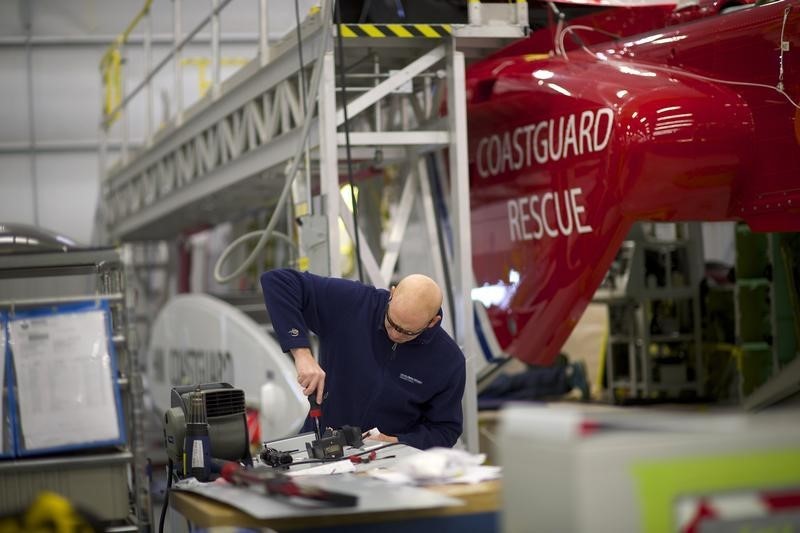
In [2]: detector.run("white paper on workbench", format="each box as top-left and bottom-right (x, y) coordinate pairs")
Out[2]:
(9, 310), (120, 450)
(286, 460), (356, 477)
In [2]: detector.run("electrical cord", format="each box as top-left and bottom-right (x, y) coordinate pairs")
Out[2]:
(636, 60), (800, 110)
(157, 459), (174, 533)
(557, 22), (800, 110)
(426, 154), (457, 340)
(285, 457), (338, 467)
(213, 0), (333, 284)
(217, 229), (299, 266)
(358, 0), (372, 22)
(548, 2), (566, 56)
(345, 51), (376, 73)
(350, 441), (405, 456)
(335, 0), (365, 282)
(778, 5), (790, 91)
(295, 0), (313, 212)
(557, 24), (620, 58)
(294, 0), (307, 102)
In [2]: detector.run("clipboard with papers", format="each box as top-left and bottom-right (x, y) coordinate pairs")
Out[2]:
(6, 300), (126, 456)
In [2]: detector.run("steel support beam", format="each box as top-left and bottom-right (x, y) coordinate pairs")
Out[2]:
(318, 51), (341, 278)
(447, 46), (479, 453)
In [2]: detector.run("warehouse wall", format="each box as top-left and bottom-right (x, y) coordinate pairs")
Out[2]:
(0, 0), (317, 244)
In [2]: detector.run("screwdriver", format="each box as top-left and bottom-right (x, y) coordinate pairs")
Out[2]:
(308, 395), (322, 440)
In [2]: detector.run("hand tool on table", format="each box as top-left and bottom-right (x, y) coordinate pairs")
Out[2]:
(218, 460), (358, 507)
(308, 395), (323, 440)
(306, 424), (364, 460)
(349, 451), (396, 464)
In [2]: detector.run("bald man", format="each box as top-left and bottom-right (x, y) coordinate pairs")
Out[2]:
(260, 268), (466, 449)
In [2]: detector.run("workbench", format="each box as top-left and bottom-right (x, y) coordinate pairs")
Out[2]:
(171, 479), (501, 532)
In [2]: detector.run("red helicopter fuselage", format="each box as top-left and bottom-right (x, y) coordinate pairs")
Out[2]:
(467, 0), (800, 365)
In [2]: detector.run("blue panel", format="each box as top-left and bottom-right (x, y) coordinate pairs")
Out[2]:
(1, 312), (15, 458)
(285, 512), (499, 533)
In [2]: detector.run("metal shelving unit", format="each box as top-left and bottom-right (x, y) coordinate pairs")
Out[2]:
(735, 224), (799, 407)
(596, 223), (706, 402)
(0, 247), (150, 532)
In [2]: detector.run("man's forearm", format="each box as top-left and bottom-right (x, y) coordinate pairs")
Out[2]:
(290, 347), (314, 361)
(291, 347), (326, 402)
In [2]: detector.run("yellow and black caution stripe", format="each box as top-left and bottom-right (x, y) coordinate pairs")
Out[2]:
(337, 24), (452, 38)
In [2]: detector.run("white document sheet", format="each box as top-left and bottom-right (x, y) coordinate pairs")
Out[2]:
(9, 309), (121, 450)
(286, 460), (356, 477)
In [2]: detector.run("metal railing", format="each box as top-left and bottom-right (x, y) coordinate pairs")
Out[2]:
(99, 0), (274, 170)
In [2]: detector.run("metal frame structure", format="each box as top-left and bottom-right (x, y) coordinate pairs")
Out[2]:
(596, 223), (706, 401)
(99, 0), (529, 452)
(0, 247), (150, 532)
(735, 228), (799, 408)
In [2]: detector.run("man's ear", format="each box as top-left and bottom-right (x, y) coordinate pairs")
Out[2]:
(389, 286), (396, 297)
(428, 315), (441, 328)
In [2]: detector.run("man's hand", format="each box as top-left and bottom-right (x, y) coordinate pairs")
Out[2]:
(291, 347), (326, 403)
(364, 432), (398, 444)
(373, 433), (398, 444)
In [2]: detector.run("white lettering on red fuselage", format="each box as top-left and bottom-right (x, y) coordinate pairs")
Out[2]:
(507, 187), (593, 241)
(475, 108), (614, 179)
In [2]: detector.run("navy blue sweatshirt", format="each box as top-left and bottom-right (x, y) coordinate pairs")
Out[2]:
(260, 269), (465, 449)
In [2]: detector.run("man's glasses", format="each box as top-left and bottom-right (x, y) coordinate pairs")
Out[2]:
(384, 299), (430, 337)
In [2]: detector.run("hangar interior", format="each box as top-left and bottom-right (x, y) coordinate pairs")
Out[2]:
(1, 0), (799, 532)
